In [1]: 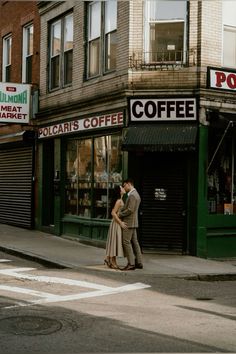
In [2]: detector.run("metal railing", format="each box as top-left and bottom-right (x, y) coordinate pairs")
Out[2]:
(129, 50), (196, 70)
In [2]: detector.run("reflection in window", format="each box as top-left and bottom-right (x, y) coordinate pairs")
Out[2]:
(105, 0), (117, 71)
(66, 134), (122, 218)
(22, 24), (33, 83)
(2, 35), (12, 82)
(66, 139), (92, 216)
(49, 13), (73, 90)
(144, 0), (187, 64)
(223, 26), (236, 68)
(207, 123), (236, 214)
(87, 0), (117, 78)
(223, 0), (236, 68)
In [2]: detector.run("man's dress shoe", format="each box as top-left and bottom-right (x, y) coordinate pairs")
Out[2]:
(122, 264), (135, 271)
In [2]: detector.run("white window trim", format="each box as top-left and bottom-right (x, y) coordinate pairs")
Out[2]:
(2, 35), (12, 82)
(49, 14), (73, 90)
(22, 23), (33, 83)
(143, 1), (187, 64)
(87, 0), (117, 78)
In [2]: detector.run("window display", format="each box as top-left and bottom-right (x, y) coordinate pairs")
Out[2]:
(207, 128), (236, 214)
(65, 133), (122, 218)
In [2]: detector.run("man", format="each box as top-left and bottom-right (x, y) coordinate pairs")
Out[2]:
(119, 178), (143, 270)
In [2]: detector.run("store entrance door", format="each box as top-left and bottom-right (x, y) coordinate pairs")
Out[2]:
(41, 140), (54, 231)
(139, 153), (187, 253)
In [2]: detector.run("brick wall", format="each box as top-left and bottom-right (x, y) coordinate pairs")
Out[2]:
(37, 0), (234, 115)
(39, 1), (130, 114)
(0, 0), (40, 85)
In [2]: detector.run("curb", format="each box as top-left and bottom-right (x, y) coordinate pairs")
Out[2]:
(1, 245), (236, 281)
(185, 273), (236, 281)
(0, 246), (68, 269)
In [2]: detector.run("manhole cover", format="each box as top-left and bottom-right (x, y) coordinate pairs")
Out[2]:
(0, 315), (62, 335)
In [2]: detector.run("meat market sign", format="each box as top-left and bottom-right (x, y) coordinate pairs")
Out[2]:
(129, 98), (196, 121)
(38, 112), (123, 139)
(0, 83), (31, 123)
(208, 67), (236, 91)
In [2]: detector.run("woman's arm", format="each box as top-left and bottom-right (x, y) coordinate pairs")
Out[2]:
(111, 199), (127, 229)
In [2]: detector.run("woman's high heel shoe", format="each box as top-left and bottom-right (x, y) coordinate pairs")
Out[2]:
(104, 259), (110, 268)
(110, 263), (119, 270)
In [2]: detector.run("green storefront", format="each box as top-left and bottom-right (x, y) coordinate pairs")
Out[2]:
(35, 94), (236, 258)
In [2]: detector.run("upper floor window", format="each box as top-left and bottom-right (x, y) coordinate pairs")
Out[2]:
(144, 0), (187, 63)
(87, 1), (117, 78)
(2, 35), (12, 82)
(223, 1), (236, 68)
(49, 13), (73, 90)
(22, 24), (33, 83)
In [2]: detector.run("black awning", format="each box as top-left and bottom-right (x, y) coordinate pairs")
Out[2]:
(0, 130), (35, 146)
(122, 124), (198, 152)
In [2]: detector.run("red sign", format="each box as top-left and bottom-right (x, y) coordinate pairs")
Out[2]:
(6, 86), (16, 92)
(208, 67), (236, 91)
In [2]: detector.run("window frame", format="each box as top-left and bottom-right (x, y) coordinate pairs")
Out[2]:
(86, 0), (117, 79)
(144, 0), (187, 64)
(65, 132), (123, 219)
(22, 23), (34, 84)
(222, 0), (236, 68)
(2, 34), (12, 82)
(223, 25), (236, 68)
(207, 124), (236, 215)
(49, 12), (73, 91)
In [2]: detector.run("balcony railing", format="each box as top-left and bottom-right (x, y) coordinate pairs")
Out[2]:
(129, 50), (196, 70)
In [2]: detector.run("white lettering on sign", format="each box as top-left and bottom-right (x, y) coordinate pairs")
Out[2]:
(0, 82), (31, 123)
(130, 98), (196, 121)
(209, 67), (236, 91)
(38, 112), (124, 139)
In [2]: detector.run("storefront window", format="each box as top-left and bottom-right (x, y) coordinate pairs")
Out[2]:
(207, 126), (236, 215)
(66, 133), (122, 218)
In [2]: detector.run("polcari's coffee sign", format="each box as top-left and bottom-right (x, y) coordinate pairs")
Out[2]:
(129, 98), (196, 121)
(38, 112), (123, 139)
(0, 83), (31, 123)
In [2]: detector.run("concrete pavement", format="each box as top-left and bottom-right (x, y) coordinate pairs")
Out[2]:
(0, 223), (235, 279)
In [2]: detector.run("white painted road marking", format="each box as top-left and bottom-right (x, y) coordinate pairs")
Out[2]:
(0, 259), (11, 262)
(0, 267), (151, 308)
(0, 268), (113, 290)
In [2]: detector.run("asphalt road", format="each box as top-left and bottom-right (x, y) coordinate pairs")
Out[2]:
(0, 252), (235, 353)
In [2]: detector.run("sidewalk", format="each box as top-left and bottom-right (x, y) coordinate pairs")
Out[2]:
(0, 223), (236, 279)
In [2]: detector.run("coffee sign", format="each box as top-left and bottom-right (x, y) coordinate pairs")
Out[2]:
(129, 98), (196, 121)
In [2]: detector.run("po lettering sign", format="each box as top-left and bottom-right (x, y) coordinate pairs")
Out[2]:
(208, 67), (236, 92)
(129, 98), (196, 121)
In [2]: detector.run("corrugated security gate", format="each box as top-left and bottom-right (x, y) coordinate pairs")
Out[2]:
(0, 147), (34, 228)
(140, 154), (186, 253)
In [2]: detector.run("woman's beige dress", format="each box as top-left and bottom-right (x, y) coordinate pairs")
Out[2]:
(105, 206), (124, 257)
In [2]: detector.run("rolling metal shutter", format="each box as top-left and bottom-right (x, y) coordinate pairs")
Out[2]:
(140, 155), (186, 253)
(0, 147), (33, 228)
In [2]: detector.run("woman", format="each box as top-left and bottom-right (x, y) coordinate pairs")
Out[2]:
(104, 185), (127, 269)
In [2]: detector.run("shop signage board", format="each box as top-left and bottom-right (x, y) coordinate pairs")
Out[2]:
(0, 82), (31, 123)
(38, 111), (123, 139)
(208, 66), (236, 92)
(129, 98), (196, 121)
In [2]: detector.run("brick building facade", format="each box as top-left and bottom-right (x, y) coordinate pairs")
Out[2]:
(0, 1), (40, 228)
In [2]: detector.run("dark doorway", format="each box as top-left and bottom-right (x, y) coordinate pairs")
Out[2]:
(139, 153), (187, 253)
(42, 140), (54, 229)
